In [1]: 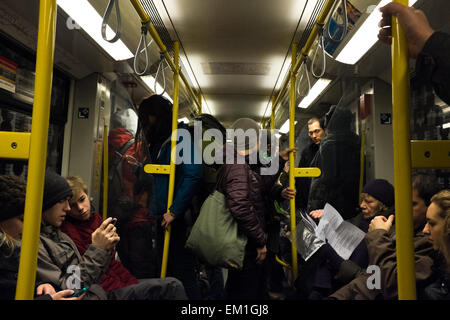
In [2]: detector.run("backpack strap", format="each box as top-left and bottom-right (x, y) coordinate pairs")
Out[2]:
(109, 138), (135, 182)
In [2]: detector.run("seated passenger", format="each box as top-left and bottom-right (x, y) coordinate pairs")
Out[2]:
(0, 174), (81, 300)
(330, 173), (440, 300)
(61, 176), (139, 292)
(297, 179), (395, 299)
(36, 170), (187, 300)
(421, 189), (450, 299)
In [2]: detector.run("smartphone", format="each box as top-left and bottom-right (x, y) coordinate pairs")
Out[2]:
(70, 286), (89, 297)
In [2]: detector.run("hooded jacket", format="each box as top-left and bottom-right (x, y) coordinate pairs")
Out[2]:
(36, 224), (111, 299)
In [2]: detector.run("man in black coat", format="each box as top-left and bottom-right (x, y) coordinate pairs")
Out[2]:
(294, 117), (326, 212)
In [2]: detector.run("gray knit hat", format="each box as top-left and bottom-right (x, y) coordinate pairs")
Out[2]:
(231, 118), (261, 151)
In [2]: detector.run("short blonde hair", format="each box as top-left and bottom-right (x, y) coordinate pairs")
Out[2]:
(65, 176), (88, 202)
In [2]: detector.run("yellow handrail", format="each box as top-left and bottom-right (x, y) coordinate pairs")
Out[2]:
(391, 0), (416, 300)
(289, 43), (298, 280)
(160, 41), (180, 278)
(103, 125), (109, 221)
(272, 0), (337, 113)
(129, 0), (200, 113)
(15, 0), (57, 300)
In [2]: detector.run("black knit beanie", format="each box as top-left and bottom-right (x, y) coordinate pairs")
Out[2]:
(362, 179), (395, 207)
(42, 170), (73, 212)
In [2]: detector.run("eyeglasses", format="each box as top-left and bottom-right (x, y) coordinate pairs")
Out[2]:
(308, 129), (322, 136)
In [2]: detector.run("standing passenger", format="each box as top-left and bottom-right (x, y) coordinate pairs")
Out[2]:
(137, 94), (202, 300)
(295, 117), (325, 213)
(217, 118), (295, 299)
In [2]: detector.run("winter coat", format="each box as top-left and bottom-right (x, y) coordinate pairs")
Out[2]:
(416, 31), (450, 105)
(0, 234), (21, 300)
(0, 233), (53, 300)
(149, 123), (203, 218)
(216, 143), (285, 248)
(61, 213), (139, 292)
(295, 142), (319, 211)
(307, 130), (360, 220)
(36, 224), (111, 299)
(330, 229), (434, 300)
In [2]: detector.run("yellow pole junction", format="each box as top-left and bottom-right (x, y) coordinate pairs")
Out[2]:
(160, 41), (180, 278)
(129, 0), (200, 112)
(15, 0), (57, 300)
(289, 43), (298, 280)
(391, 0), (416, 300)
(103, 125), (109, 221)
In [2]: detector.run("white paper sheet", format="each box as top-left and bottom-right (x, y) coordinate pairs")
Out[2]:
(316, 203), (366, 259)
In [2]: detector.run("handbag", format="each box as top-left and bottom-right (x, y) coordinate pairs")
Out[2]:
(185, 166), (248, 270)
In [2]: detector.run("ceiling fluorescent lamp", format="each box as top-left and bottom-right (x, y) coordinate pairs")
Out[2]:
(335, 0), (418, 65)
(279, 120), (297, 134)
(141, 75), (173, 103)
(57, 0), (133, 61)
(298, 78), (332, 109)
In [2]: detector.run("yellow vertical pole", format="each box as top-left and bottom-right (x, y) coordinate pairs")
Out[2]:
(103, 125), (109, 221)
(359, 130), (365, 199)
(392, 0), (416, 300)
(160, 41), (180, 278)
(289, 43), (298, 280)
(270, 95), (275, 131)
(15, 0), (57, 300)
(198, 93), (202, 115)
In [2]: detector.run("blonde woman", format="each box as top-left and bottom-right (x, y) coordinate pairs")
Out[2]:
(422, 189), (450, 299)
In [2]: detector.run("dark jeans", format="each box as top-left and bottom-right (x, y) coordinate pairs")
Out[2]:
(117, 221), (158, 279)
(225, 243), (266, 300)
(107, 278), (188, 300)
(156, 217), (201, 300)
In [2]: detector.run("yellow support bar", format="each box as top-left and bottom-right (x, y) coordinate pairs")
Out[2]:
(289, 43), (298, 280)
(15, 0), (57, 300)
(273, 0), (337, 112)
(359, 130), (365, 199)
(270, 95), (275, 131)
(144, 164), (171, 174)
(160, 41), (181, 279)
(0, 132), (31, 160)
(391, 0), (416, 300)
(411, 140), (450, 169)
(103, 125), (109, 221)
(293, 167), (321, 178)
(198, 93), (202, 115)
(129, 0), (201, 110)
